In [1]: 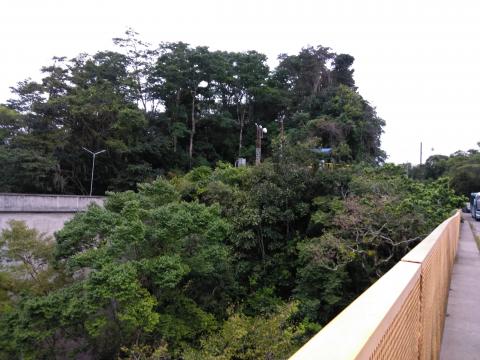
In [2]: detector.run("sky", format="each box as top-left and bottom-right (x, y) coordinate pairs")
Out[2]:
(1, 0), (479, 164)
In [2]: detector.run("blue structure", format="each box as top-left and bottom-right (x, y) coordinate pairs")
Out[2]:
(310, 147), (332, 155)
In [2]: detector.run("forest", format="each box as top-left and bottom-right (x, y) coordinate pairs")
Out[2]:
(0, 30), (467, 359)
(0, 29), (385, 194)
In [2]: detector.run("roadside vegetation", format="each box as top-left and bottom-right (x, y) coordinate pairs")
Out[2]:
(409, 148), (480, 196)
(0, 159), (463, 359)
(0, 30), (466, 359)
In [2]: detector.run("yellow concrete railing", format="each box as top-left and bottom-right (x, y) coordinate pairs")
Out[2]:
(290, 211), (461, 360)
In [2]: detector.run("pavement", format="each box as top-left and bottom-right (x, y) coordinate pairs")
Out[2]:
(440, 215), (480, 360)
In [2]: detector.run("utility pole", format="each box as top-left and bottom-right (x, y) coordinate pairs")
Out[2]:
(255, 123), (267, 165)
(82, 147), (106, 196)
(188, 80), (208, 169)
(420, 142), (423, 165)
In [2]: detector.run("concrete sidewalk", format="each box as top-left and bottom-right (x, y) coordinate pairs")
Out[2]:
(440, 217), (480, 360)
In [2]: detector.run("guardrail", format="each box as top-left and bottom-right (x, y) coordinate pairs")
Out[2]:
(290, 211), (461, 360)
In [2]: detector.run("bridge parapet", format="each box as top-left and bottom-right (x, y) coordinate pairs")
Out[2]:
(290, 211), (461, 360)
(0, 193), (105, 213)
(0, 193), (106, 237)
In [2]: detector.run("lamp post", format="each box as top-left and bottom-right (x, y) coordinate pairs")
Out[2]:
(189, 80), (209, 168)
(255, 123), (267, 165)
(420, 142), (423, 165)
(82, 147), (106, 196)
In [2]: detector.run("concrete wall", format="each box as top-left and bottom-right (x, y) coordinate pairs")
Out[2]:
(0, 194), (105, 237)
(0, 193), (104, 212)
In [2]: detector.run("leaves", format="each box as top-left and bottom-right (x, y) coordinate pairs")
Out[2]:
(1, 32), (387, 194)
(0, 30), (464, 360)
(183, 303), (300, 360)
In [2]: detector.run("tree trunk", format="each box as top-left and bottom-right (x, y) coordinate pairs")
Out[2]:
(189, 93), (195, 168)
(172, 89), (181, 153)
(255, 125), (262, 166)
(312, 66), (324, 95)
(238, 121), (244, 157)
(238, 104), (246, 157)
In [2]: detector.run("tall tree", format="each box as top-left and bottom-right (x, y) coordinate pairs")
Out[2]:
(113, 28), (160, 113)
(152, 43), (212, 167)
(331, 53), (355, 88)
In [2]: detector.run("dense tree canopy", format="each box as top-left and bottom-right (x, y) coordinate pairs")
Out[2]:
(408, 144), (480, 196)
(1, 30), (385, 195)
(0, 30), (468, 360)
(0, 155), (463, 359)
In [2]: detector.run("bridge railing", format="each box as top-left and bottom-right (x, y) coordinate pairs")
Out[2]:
(290, 211), (461, 360)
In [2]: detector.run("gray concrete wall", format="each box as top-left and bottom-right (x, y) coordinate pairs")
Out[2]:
(0, 193), (104, 212)
(0, 194), (105, 237)
(0, 213), (75, 238)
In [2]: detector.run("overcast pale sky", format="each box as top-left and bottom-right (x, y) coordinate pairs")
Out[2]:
(1, 0), (479, 164)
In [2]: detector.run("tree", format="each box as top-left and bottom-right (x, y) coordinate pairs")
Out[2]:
(183, 303), (300, 360)
(0, 220), (59, 295)
(274, 46), (334, 107)
(424, 154), (449, 179)
(152, 43), (213, 167)
(0, 105), (23, 144)
(331, 54), (355, 88)
(219, 51), (269, 157)
(449, 164), (480, 195)
(113, 28), (160, 113)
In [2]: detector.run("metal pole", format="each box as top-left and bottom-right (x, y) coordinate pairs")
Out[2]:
(258, 127), (262, 164)
(420, 142), (423, 165)
(90, 153), (95, 196)
(255, 124), (261, 165)
(82, 147), (105, 196)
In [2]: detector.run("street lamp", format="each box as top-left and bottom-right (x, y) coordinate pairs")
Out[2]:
(255, 123), (267, 165)
(82, 147), (106, 196)
(188, 80), (209, 168)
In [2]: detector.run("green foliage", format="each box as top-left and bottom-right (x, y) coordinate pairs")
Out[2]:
(183, 303), (300, 360)
(0, 105), (23, 143)
(0, 159), (464, 359)
(409, 145), (480, 196)
(1, 32), (386, 194)
(55, 203), (120, 262)
(449, 164), (480, 196)
(0, 30), (466, 360)
(1, 185), (235, 358)
(84, 262), (160, 336)
(137, 178), (181, 207)
(0, 146), (58, 193)
(0, 221), (60, 295)
(294, 165), (463, 325)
